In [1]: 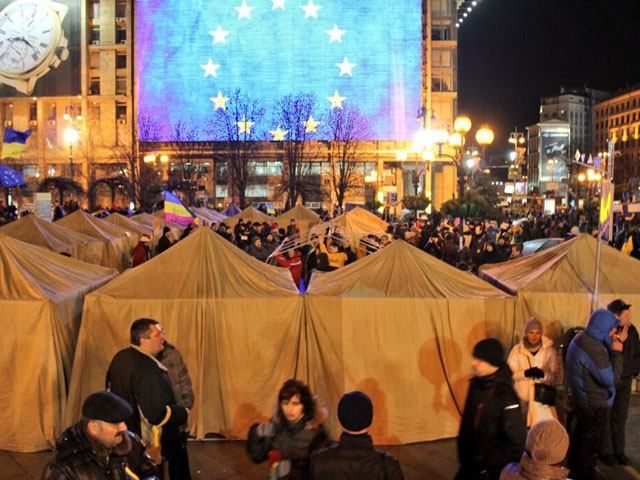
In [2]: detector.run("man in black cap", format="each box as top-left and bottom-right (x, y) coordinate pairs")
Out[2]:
(601, 299), (639, 466)
(106, 318), (190, 479)
(456, 338), (526, 480)
(42, 391), (158, 479)
(310, 391), (403, 479)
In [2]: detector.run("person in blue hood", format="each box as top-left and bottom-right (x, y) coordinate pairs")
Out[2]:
(565, 308), (625, 480)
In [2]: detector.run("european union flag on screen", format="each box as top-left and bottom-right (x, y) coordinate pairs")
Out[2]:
(0, 164), (26, 188)
(135, 0), (422, 141)
(1, 128), (32, 159)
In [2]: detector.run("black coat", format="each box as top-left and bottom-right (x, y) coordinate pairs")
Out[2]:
(310, 433), (404, 480)
(247, 416), (329, 480)
(622, 324), (640, 379)
(456, 364), (526, 480)
(42, 423), (158, 480)
(106, 347), (188, 436)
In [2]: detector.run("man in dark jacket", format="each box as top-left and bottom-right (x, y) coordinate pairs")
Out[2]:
(154, 226), (173, 255)
(565, 308), (624, 480)
(456, 338), (526, 480)
(106, 318), (190, 480)
(42, 391), (158, 479)
(601, 299), (639, 466)
(310, 391), (403, 480)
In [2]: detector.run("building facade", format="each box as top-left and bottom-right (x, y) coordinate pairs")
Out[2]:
(0, 0), (462, 212)
(594, 84), (640, 199)
(539, 86), (608, 157)
(526, 120), (571, 198)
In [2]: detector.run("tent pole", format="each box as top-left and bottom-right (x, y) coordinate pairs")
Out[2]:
(592, 140), (615, 312)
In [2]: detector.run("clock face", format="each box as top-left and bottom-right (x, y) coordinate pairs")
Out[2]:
(0, 0), (57, 75)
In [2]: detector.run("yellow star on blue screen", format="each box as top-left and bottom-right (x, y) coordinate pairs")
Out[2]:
(270, 125), (288, 141)
(336, 57), (356, 77)
(325, 24), (346, 43)
(327, 90), (346, 109)
(301, 0), (321, 19)
(237, 116), (254, 134)
(235, 0), (254, 19)
(210, 91), (229, 110)
(209, 26), (230, 45)
(200, 59), (221, 77)
(304, 116), (320, 133)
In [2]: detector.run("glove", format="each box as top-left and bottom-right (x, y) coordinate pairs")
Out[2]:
(256, 421), (275, 438)
(524, 367), (545, 379)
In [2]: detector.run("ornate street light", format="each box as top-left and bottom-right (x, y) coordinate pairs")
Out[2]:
(63, 126), (80, 179)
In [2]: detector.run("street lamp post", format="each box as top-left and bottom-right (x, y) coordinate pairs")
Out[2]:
(63, 126), (80, 179)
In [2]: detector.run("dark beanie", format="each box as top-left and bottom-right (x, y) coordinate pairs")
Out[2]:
(338, 391), (373, 432)
(82, 391), (133, 423)
(472, 338), (504, 367)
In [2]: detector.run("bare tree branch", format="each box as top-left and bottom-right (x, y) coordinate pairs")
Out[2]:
(208, 89), (265, 208)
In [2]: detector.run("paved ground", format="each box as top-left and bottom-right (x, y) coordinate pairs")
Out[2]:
(3, 396), (640, 479)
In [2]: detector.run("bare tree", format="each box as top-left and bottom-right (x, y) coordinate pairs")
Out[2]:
(208, 90), (265, 208)
(324, 105), (371, 208)
(111, 115), (162, 210)
(274, 93), (322, 209)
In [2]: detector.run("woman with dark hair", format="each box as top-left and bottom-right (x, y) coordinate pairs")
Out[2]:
(247, 379), (329, 479)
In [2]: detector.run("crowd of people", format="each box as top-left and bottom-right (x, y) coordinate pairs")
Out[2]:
(41, 298), (639, 479)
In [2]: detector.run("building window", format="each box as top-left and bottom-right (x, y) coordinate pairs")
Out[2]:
(90, 104), (100, 123)
(116, 1), (127, 18)
(29, 102), (37, 122)
(116, 103), (127, 121)
(116, 77), (127, 95)
(116, 54), (127, 69)
(90, 78), (100, 95)
(116, 28), (127, 44)
(431, 26), (450, 41)
(90, 27), (100, 44)
(89, 0), (99, 20)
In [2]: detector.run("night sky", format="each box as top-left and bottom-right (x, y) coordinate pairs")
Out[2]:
(458, 0), (640, 155)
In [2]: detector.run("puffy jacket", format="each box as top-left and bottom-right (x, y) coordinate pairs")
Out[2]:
(457, 363), (527, 480)
(310, 433), (404, 480)
(565, 309), (623, 408)
(41, 423), (158, 480)
(507, 336), (560, 402)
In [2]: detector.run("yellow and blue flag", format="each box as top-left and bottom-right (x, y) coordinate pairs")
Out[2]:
(163, 191), (194, 227)
(1, 128), (31, 159)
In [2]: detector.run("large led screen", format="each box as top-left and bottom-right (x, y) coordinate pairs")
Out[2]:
(135, 0), (422, 141)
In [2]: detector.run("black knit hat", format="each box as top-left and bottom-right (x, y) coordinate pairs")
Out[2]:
(338, 391), (373, 432)
(82, 391), (133, 423)
(608, 299), (631, 315)
(472, 338), (505, 367)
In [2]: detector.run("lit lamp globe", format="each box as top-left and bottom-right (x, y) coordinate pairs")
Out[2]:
(454, 115), (472, 134)
(431, 128), (449, 146)
(448, 132), (463, 148)
(475, 126), (494, 147)
(63, 126), (80, 146)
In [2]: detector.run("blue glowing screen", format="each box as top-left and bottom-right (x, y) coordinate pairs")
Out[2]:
(135, 0), (422, 141)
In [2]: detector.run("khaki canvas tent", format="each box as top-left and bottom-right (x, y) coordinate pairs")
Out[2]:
(131, 212), (161, 228)
(225, 206), (273, 229)
(0, 235), (116, 452)
(275, 204), (320, 232)
(331, 206), (388, 241)
(479, 234), (640, 340)
(65, 227), (304, 440)
(305, 240), (514, 443)
(193, 207), (227, 226)
(0, 214), (105, 265)
(57, 210), (135, 271)
(105, 212), (154, 237)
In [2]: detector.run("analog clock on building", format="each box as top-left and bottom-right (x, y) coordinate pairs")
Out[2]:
(0, 0), (69, 95)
